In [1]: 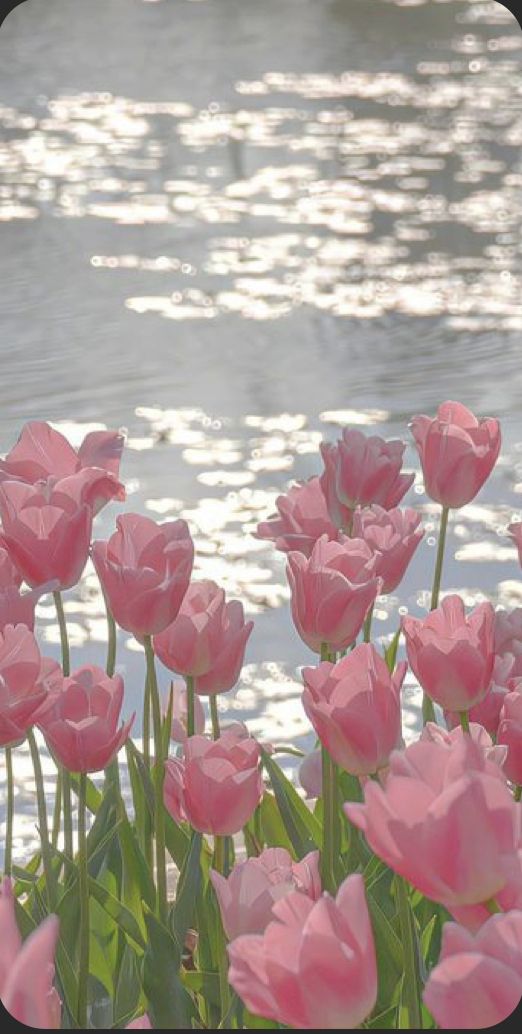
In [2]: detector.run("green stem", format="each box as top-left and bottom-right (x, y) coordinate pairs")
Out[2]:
(77, 772), (89, 1029)
(485, 897), (502, 915)
(62, 769), (74, 858)
(143, 674), (151, 769)
(321, 746), (338, 894)
(28, 730), (56, 909)
(103, 600), (122, 799)
(186, 674), (195, 737)
(53, 590), (70, 676)
(423, 505), (450, 725)
(395, 876), (423, 1030)
(363, 603), (374, 644)
(144, 636), (168, 924)
(210, 695), (220, 740)
(459, 710), (471, 734)
(515, 784), (522, 803)
(213, 835), (231, 1020)
(4, 747), (14, 876)
(51, 769), (62, 849)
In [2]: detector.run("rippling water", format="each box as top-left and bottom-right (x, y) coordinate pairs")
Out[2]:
(1, 0), (522, 857)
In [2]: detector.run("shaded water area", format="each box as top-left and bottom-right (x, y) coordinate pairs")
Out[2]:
(1, 0), (522, 858)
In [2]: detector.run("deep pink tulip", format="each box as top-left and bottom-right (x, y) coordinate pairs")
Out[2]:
(0, 878), (61, 1029)
(92, 514), (194, 638)
(210, 847), (321, 940)
(498, 692), (522, 786)
(423, 911), (522, 1029)
(0, 480), (92, 591)
(410, 401), (501, 509)
(0, 420), (125, 514)
(154, 580), (253, 695)
(302, 644), (406, 776)
(346, 735), (520, 912)
(287, 534), (381, 653)
(0, 624), (47, 748)
(228, 873), (377, 1029)
(320, 429), (414, 531)
(169, 679), (205, 742)
(38, 664), (133, 773)
(402, 594), (495, 713)
(444, 653), (513, 736)
(352, 505), (424, 593)
(299, 748), (323, 799)
(163, 729), (263, 835)
(256, 477), (338, 557)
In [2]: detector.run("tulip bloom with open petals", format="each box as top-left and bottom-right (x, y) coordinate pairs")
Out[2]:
(352, 505), (424, 593)
(163, 729), (263, 835)
(0, 624), (47, 748)
(256, 476), (338, 557)
(287, 535), (381, 654)
(402, 594), (495, 713)
(346, 735), (520, 914)
(0, 420), (125, 514)
(423, 911), (522, 1029)
(497, 692), (522, 787)
(410, 401), (501, 509)
(0, 878), (61, 1029)
(0, 480), (92, 591)
(92, 513), (194, 639)
(210, 847), (321, 940)
(302, 644), (406, 776)
(228, 873), (377, 1030)
(320, 429), (414, 531)
(38, 665), (133, 773)
(154, 580), (253, 695)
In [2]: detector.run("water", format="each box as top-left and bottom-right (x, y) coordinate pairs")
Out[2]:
(1, 0), (522, 859)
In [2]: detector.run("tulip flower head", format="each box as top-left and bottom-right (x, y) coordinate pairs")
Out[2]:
(256, 476), (338, 557)
(0, 623), (46, 748)
(410, 401), (501, 509)
(320, 429), (414, 531)
(0, 877), (61, 1029)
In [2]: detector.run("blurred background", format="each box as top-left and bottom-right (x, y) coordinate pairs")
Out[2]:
(1, 0), (522, 851)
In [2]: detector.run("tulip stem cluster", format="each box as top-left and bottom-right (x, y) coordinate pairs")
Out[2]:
(423, 505), (450, 724)
(27, 728), (56, 910)
(77, 771), (90, 1031)
(395, 876), (423, 1031)
(144, 635), (168, 924)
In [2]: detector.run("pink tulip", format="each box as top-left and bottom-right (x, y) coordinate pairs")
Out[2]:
(92, 514), (194, 638)
(302, 644), (406, 776)
(402, 594), (495, 713)
(287, 534), (381, 653)
(38, 664), (133, 772)
(0, 878), (61, 1029)
(444, 653), (513, 735)
(163, 729), (263, 835)
(169, 679), (205, 741)
(0, 546), (49, 630)
(495, 608), (522, 676)
(0, 480), (92, 591)
(346, 735), (520, 912)
(0, 624), (47, 748)
(352, 505), (424, 593)
(256, 477), (338, 557)
(498, 692), (522, 786)
(421, 720), (507, 770)
(210, 847), (321, 940)
(154, 580), (253, 695)
(0, 420), (125, 514)
(410, 401), (501, 509)
(320, 429), (414, 531)
(298, 748), (323, 799)
(423, 911), (522, 1029)
(228, 873), (377, 1029)
(126, 1016), (152, 1030)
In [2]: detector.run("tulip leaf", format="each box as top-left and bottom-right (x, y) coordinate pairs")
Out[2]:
(88, 875), (147, 952)
(143, 908), (195, 1029)
(259, 792), (294, 855)
(261, 750), (321, 857)
(170, 831), (202, 957)
(384, 627), (401, 673)
(113, 943), (142, 1028)
(181, 970), (220, 1007)
(69, 770), (102, 813)
(366, 1004), (399, 1028)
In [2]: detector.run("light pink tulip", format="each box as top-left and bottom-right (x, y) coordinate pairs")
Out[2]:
(126, 1016), (152, 1029)
(228, 873), (377, 1029)
(210, 847), (321, 940)
(154, 580), (253, 695)
(320, 429), (414, 531)
(402, 594), (495, 713)
(352, 505), (424, 593)
(0, 480), (92, 591)
(256, 477), (338, 557)
(0, 420), (125, 514)
(0, 624), (47, 747)
(287, 534), (381, 653)
(423, 911), (522, 1029)
(421, 720), (507, 770)
(0, 545), (49, 631)
(163, 729), (263, 835)
(169, 679), (205, 742)
(299, 748), (323, 799)
(444, 653), (513, 736)
(346, 735), (520, 912)
(0, 878), (61, 1029)
(302, 644), (406, 776)
(38, 664), (133, 773)
(92, 514), (194, 638)
(498, 692), (522, 786)
(410, 401), (501, 509)
(495, 608), (522, 676)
